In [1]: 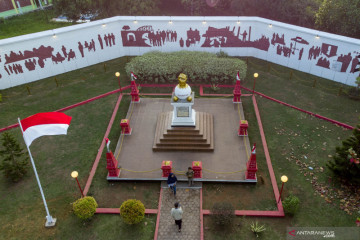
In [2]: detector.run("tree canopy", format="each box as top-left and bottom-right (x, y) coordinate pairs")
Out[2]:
(315, 0), (360, 38)
(52, 0), (360, 38)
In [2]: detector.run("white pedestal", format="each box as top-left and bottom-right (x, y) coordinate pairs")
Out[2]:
(171, 92), (196, 127)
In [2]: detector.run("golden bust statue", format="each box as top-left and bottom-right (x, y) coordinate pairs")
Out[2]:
(173, 73), (192, 102)
(178, 73), (188, 88)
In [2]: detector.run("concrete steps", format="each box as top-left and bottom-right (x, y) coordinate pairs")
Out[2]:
(153, 111), (214, 152)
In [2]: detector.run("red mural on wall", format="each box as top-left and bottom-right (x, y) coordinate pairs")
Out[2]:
(121, 25), (177, 47)
(199, 26), (270, 51)
(0, 24), (358, 82)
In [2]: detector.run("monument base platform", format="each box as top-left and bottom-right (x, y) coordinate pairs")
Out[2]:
(153, 111), (214, 152)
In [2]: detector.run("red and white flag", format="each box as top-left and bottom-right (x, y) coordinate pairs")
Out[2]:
(20, 112), (72, 146)
(131, 72), (137, 80)
(236, 72), (240, 81)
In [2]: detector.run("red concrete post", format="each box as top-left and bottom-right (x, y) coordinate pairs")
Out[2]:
(192, 161), (202, 178)
(106, 151), (120, 177)
(120, 119), (132, 135)
(233, 72), (242, 103)
(238, 120), (249, 136)
(161, 161), (172, 177)
(130, 72), (140, 103)
(246, 143), (258, 180)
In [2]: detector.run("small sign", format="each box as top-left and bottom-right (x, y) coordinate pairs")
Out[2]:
(177, 107), (189, 117)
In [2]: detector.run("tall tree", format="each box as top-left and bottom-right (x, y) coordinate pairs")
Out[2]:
(0, 132), (29, 182)
(315, 0), (360, 38)
(327, 124), (360, 184)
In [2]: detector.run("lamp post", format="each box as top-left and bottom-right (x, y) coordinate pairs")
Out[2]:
(252, 73), (258, 95)
(278, 175), (288, 203)
(71, 171), (84, 198)
(115, 72), (122, 94)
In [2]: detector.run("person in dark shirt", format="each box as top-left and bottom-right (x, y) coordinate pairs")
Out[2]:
(167, 172), (177, 197)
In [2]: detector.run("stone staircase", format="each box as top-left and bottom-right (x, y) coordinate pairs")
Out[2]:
(153, 111), (214, 151)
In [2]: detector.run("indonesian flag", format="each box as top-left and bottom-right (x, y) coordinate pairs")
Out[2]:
(251, 143), (256, 154)
(236, 72), (240, 81)
(20, 112), (72, 146)
(131, 72), (137, 81)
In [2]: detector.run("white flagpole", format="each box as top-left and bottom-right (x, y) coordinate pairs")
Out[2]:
(18, 118), (56, 227)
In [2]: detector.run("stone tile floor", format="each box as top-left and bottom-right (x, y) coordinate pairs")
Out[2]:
(157, 183), (201, 240)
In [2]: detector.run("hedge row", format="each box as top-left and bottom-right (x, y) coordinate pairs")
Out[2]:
(125, 51), (247, 84)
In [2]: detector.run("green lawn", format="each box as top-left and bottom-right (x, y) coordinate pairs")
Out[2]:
(0, 9), (74, 40)
(0, 56), (359, 239)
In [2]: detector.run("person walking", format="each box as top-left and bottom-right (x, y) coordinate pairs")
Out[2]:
(167, 172), (177, 197)
(171, 202), (183, 232)
(186, 167), (194, 186)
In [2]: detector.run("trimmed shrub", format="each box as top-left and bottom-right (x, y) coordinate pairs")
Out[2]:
(125, 51), (247, 84)
(120, 199), (145, 224)
(73, 196), (98, 220)
(211, 202), (235, 226)
(282, 195), (300, 215)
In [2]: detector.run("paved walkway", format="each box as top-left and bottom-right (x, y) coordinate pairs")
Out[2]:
(157, 182), (201, 240)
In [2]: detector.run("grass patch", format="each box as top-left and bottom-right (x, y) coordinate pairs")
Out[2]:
(0, 94), (156, 239)
(0, 9), (74, 39)
(0, 57), (131, 128)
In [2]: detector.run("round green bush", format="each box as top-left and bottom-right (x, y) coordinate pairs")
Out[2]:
(125, 51), (247, 84)
(120, 199), (145, 224)
(282, 195), (300, 215)
(211, 202), (235, 226)
(73, 196), (98, 220)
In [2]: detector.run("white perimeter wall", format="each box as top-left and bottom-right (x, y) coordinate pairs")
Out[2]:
(0, 16), (359, 89)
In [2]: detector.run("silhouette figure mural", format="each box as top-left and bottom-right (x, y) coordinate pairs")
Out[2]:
(271, 33), (285, 45)
(273, 35), (309, 60)
(0, 20), (359, 89)
(316, 57), (330, 69)
(350, 55), (360, 73)
(180, 28), (200, 47)
(1, 44), (79, 75)
(200, 26), (270, 51)
(291, 36), (309, 45)
(337, 53), (352, 72)
(121, 25), (177, 47)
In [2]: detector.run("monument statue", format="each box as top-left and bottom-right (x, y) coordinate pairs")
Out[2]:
(171, 73), (196, 126)
(173, 73), (193, 102)
(153, 73), (214, 151)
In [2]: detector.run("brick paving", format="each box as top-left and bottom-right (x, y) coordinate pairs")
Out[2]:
(157, 182), (201, 240)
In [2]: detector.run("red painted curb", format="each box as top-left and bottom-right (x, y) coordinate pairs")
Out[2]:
(0, 123), (18, 133)
(241, 86), (354, 130)
(83, 93), (123, 196)
(95, 208), (157, 214)
(154, 188), (163, 240)
(252, 95), (284, 214)
(0, 86), (131, 133)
